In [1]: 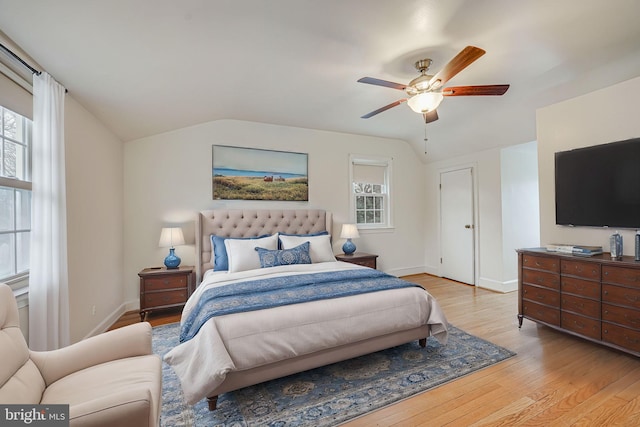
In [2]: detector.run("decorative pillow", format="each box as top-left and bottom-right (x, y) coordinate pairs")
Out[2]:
(278, 233), (336, 263)
(255, 242), (312, 268)
(224, 234), (279, 273)
(210, 234), (268, 271)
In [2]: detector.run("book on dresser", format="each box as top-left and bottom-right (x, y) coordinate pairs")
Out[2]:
(545, 244), (603, 256)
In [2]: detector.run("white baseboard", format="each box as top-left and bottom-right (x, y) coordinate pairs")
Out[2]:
(386, 265), (428, 277)
(82, 298), (140, 340)
(478, 277), (518, 293)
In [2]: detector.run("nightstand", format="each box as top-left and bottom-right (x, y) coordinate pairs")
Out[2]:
(335, 252), (378, 269)
(138, 266), (195, 321)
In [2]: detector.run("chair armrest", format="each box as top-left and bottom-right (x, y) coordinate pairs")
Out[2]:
(69, 387), (157, 427)
(31, 322), (153, 386)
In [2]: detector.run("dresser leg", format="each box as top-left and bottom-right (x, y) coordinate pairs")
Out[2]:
(517, 314), (523, 328)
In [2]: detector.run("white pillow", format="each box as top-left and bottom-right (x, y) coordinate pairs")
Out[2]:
(224, 234), (279, 273)
(279, 234), (336, 263)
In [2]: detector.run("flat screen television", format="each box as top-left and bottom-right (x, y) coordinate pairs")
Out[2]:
(555, 137), (640, 229)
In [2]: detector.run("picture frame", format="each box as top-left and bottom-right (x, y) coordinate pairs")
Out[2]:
(212, 145), (309, 201)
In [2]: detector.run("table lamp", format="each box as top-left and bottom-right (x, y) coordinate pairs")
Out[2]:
(340, 224), (360, 255)
(159, 227), (185, 269)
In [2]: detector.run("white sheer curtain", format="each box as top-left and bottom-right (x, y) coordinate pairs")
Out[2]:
(29, 72), (69, 351)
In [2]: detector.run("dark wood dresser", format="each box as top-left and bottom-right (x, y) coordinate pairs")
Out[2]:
(517, 248), (640, 356)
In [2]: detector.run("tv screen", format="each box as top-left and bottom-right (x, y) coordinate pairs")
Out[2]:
(555, 138), (640, 229)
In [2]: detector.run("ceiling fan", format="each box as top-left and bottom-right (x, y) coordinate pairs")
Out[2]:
(358, 46), (509, 123)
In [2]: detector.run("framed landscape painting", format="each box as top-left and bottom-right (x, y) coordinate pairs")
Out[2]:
(212, 145), (309, 201)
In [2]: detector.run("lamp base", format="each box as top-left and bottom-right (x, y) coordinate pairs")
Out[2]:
(164, 248), (181, 269)
(342, 239), (356, 255)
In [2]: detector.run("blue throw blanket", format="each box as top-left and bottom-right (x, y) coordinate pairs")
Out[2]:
(180, 268), (422, 342)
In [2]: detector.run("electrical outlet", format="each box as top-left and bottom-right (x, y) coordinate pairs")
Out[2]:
(91, 305), (96, 316)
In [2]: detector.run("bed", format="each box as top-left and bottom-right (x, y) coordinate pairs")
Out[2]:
(163, 209), (448, 410)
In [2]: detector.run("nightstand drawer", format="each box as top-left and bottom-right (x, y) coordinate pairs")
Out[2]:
(144, 289), (187, 307)
(335, 253), (378, 270)
(349, 258), (377, 268)
(145, 275), (188, 291)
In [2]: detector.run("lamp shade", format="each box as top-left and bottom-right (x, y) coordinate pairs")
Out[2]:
(340, 224), (360, 239)
(158, 227), (185, 248)
(407, 91), (444, 113)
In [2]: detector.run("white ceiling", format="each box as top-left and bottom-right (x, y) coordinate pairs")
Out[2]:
(2, 0), (640, 162)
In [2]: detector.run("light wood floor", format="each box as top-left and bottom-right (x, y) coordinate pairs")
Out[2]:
(112, 274), (640, 426)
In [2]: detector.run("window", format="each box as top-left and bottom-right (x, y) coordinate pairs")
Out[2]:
(0, 105), (32, 282)
(350, 155), (392, 229)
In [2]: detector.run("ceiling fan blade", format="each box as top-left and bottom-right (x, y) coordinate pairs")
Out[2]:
(423, 110), (439, 123)
(442, 84), (510, 96)
(358, 77), (407, 91)
(361, 99), (407, 119)
(428, 46), (486, 90)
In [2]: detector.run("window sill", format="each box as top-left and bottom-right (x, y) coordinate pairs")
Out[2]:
(357, 226), (395, 234)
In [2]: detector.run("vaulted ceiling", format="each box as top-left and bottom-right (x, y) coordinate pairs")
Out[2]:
(2, 0), (640, 162)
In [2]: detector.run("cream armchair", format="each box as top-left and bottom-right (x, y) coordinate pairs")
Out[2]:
(0, 284), (162, 427)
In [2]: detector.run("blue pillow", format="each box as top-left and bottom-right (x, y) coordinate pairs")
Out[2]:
(255, 242), (312, 268)
(210, 234), (269, 271)
(278, 230), (328, 249)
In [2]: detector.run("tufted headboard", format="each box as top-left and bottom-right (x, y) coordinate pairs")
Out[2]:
(196, 209), (332, 284)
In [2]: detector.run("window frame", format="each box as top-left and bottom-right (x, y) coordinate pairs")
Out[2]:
(0, 105), (32, 287)
(349, 154), (393, 230)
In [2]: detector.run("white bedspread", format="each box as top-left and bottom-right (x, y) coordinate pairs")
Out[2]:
(163, 262), (448, 404)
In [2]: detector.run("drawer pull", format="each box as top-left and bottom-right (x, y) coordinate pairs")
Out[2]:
(625, 336), (640, 344)
(624, 294), (639, 303)
(625, 314), (640, 325)
(573, 320), (585, 329)
(163, 279), (170, 285)
(604, 290), (608, 296)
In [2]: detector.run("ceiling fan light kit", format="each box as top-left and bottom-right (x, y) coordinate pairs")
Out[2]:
(358, 45), (509, 122)
(407, 91), (443, 113)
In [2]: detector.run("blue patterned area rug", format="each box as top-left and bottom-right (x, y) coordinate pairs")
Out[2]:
(153, 323), (515, 426)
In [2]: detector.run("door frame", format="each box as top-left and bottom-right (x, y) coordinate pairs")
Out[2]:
(437, 163), (480, 286)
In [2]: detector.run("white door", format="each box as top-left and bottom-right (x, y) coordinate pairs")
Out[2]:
(440, 167), (475, 285)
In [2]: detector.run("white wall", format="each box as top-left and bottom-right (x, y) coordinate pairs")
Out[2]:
(500, 141), (540, 288)
(65, 96), (125, 342)
(537, 76), (640, 252)
(123, 119), (426, 305)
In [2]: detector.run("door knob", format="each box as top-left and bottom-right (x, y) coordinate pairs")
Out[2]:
(465, 224), (472, 229)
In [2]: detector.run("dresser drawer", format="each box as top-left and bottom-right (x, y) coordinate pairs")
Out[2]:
(602, 266), (640, 288)
(562, 311), (601, 340)
(523, 300), (560, 326)
(144, 289), (187, 307)
(522, 254), (559, 273)
(602, 303), (640, 330)
(522, 269), (560, 290)
(561, 260), (600, 280)
(561, 294), (600, 318)
(522, 284), (560, 307)
(561, 276), (600, 299)
(602, 323), (640, 353)
(602, 284), (640, 310)
(144, 274), (188, 291)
